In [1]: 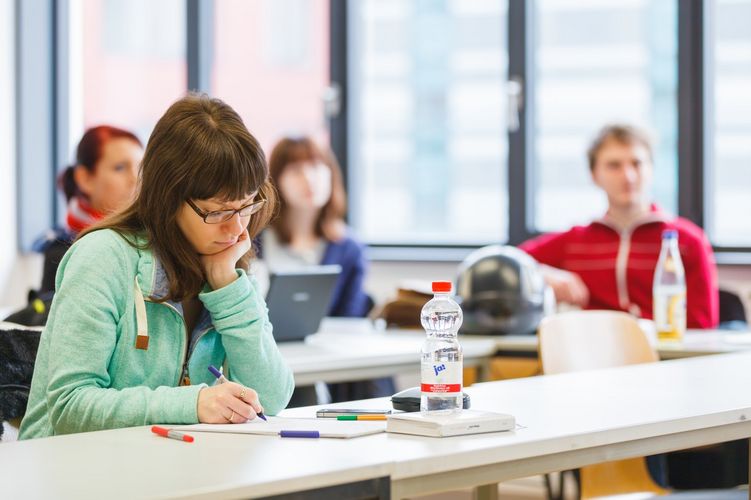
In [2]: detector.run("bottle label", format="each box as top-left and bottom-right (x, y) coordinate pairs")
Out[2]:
(654, 289), (686, 341)
(421, 361), (462, 394)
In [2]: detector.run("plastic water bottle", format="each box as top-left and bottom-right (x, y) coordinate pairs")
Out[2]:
(653, 229), (686, 342)
(420, 281), (463, 414)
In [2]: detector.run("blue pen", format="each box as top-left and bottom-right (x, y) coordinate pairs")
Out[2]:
(208, 365), (267, 421)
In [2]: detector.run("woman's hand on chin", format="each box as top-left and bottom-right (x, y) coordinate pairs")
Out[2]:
(200, 230), (251, 290)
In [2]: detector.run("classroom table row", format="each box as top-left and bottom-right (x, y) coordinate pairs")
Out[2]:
(2, 351), (751, 499)
(284, 319), (751, 385)
(5, 318), (749, 388)
(491, 328), (751, 360)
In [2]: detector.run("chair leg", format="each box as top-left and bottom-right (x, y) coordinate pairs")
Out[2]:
(542, 474), (556, 500)
(543, 472), (565, 500)
(571, 469), (581, 500)
(544, 473), (555, 500)
(473, 483), (499, 500)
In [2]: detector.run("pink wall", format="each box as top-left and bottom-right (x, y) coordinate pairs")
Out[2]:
(211, 0), (330, 152)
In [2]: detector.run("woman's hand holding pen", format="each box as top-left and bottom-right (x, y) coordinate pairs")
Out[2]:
(201, 229), (252, 290)
(196, 381), (264, 424)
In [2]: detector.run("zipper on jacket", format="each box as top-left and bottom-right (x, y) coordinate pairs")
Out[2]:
(178, 325), (212, 387)
(145, 297), (214, 387)
(596, 212), (668, 315)
(615, 228), (633, 311)
(146, 298), (190, 386)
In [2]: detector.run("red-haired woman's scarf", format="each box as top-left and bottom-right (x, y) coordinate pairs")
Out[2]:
(66, 196), (104, 234)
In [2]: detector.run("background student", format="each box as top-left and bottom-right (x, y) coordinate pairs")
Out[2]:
(19, 94), (294, 439)
(5, 126), (143, 326)
(41, 126), (144, 294)
(259, 135), (394, 404)
(519, 124), (719, 328)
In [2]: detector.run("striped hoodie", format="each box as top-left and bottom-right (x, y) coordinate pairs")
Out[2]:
(520, 205), (718, 328)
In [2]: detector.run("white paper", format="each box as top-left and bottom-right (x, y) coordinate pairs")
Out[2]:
(172, 416), (386, 439)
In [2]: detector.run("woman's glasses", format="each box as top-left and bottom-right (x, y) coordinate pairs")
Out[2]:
(187, 197), (265, 224)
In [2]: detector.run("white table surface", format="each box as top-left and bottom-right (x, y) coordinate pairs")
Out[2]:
(3, 351), (751, 499)
(281, 318), (498, 385)
(0, 318), (498, 386)
(491, 328), (751, 359)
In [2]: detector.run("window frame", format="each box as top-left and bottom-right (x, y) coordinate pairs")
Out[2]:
(19, 0), (751, 262)
(16, 0), (58, 251)
(187, 0), (213, 94)
(335, 0), (751, 262)
(690, 0), (751, 262)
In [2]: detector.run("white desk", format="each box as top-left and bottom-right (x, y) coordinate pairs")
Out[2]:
(491, 328), (751, 360)
(3, 352), (751, 499)
(281, 319), (498, 385)
(0, 319), (498, 387)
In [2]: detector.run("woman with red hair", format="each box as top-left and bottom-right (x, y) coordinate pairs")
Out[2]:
(39, 126), (144, 294)
(5, 126), (143, 326)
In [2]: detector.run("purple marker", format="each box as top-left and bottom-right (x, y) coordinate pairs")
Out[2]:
(279, 430), (320, 438)
(207, 365), (267, 421)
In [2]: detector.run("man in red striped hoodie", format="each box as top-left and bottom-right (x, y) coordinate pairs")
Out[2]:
(520, 124), (718, 328)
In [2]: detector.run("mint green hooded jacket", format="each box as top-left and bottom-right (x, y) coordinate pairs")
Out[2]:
(20, 229), (294, 439)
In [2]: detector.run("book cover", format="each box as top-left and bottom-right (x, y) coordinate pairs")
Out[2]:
(386, 410), (515, 437)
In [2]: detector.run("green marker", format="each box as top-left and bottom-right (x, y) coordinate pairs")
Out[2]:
(336, 415), (387, 421)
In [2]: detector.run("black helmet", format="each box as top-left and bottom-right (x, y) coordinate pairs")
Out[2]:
(456, 245), (548, 335)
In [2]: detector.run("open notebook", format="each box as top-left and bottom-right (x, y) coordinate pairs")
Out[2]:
(173, 416), (386, 439)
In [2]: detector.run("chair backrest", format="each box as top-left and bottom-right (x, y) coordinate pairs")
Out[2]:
(538, 310), (658, 375)
(719, 289), (748, 324)
(538, 311), (667, 498)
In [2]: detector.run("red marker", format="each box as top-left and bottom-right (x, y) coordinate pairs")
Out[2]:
(151, 425), (194, 443)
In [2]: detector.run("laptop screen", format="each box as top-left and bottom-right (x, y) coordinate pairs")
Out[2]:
(265, 265), (341, 342)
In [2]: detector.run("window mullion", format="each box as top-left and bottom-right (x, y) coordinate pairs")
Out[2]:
(187, 0), (213, 93)
(507, 0), (534, 245)
(677, 0), (706, 229)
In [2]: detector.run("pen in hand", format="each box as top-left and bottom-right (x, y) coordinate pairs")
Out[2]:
(208, 365), (267, 421)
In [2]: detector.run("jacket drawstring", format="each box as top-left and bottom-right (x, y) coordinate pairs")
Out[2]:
(134, 278), (149, 350)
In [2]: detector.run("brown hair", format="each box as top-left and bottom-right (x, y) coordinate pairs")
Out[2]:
(267, 136), (346, 244)
(81, 93), (276, 301)
(587, 124), (654, 171)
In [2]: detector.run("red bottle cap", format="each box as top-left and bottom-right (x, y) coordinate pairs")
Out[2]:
(432, 281), (452, 293)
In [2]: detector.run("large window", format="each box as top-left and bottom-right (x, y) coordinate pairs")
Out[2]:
(349, 0), (508, 245)
(211, 0), (330, 153)
(708, 0), (751, 247)
(27, 0), (751, 257)
(72, 0), (187, 145)
(533, 0), (678, 231)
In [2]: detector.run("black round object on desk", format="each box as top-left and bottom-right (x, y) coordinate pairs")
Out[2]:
(391, 386), (471, 412)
